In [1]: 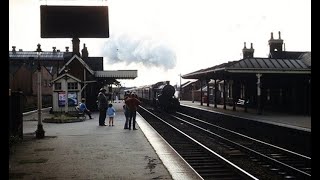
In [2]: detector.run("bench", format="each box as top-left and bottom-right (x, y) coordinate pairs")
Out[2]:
(75, 106), (86, 119)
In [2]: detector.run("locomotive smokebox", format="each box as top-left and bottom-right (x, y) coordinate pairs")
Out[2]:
(161, 85), (175, 97)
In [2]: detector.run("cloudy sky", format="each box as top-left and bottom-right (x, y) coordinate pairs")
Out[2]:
(9, 0), (311, 87)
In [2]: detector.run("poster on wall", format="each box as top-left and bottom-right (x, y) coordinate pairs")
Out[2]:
(58, 92), (78, 107)
(58, 92), (66, 106)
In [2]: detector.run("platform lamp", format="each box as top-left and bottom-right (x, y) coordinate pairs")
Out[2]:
(35, 43), (45, 138)
(64, 67), (69, 113)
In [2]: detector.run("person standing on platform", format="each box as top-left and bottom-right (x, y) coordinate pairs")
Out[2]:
(125, 94), (141, 130)
(97, 88), (108, 126)
(123, 96), (130, 129)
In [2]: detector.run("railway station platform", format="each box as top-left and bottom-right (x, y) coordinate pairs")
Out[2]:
(9, 101), (201, 180)
(179, 100), (311, 132)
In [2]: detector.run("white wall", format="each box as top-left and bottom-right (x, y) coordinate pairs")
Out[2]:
(52, 77), (81, 112)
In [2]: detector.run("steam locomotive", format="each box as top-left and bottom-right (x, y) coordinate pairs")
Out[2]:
(126, 81), (180, 113)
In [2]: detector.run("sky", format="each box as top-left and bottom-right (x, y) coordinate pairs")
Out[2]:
(9, 0), (311, 88)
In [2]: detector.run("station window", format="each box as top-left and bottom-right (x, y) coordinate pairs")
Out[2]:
(228, 84), (232, 98)
(54, 82), (62, 90)
(68, 82), (78, 90)
(240, 84), (245, 98)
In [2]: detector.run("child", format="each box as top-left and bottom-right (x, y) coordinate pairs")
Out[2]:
(78, 98), (93, 119)
(106, 103), (116, 126)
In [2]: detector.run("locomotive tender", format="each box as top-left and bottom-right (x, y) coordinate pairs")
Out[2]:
(127, 81), (180, 112)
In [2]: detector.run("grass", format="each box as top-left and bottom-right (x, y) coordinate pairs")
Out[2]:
(43, 113), (85, 123)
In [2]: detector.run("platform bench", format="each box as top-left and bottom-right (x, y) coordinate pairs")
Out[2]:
(75, 107), (86, 119)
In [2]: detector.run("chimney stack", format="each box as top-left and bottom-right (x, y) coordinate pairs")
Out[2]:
(278, 31), (281, 39)
(268, 31), (284, 53)
(12, 46), (16, 54)
(72, 37), (80, 56)
(66, 46), (69, 52)
(81, 43), (88, 58)
(242, 42), (254, 58)
(36, 43), (42, 52)
(53, 47), (57, 53)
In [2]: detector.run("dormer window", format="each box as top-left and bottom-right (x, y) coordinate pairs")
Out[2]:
(68, 82), (78, 90)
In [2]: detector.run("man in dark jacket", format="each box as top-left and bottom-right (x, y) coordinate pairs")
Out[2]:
(97, 88), (108, 126)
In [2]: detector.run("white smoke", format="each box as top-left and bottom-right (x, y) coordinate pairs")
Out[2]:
(102, 33), (177, 70)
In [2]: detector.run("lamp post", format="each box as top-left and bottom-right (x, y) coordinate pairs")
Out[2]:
(64, 68), (69, 113)
(35, 44), (45, 138)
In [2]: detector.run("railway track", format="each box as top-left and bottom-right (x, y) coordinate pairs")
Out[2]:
(178, 105), (311, 156)
(138, 105), (311, 179)
(138, 106), (258, 180)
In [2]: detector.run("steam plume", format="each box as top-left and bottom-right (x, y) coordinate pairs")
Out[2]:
(102, 33), (176, 70)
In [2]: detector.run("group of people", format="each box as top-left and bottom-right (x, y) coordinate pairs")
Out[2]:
(96, 88), (141, 129)
(123, 93), (141, 130)
(97, 88), (115, 126)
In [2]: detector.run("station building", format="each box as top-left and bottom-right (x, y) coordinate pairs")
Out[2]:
(182, 32), (311, 115)
(9, 41), (137, 111)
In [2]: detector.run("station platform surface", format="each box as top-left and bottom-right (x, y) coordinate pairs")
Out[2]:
(9, 101), (201, 180)
(180, 100), (311, 132)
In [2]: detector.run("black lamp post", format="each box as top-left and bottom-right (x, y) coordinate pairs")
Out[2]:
(35, 43), (45, 138)
(64, 68), (69, 113)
